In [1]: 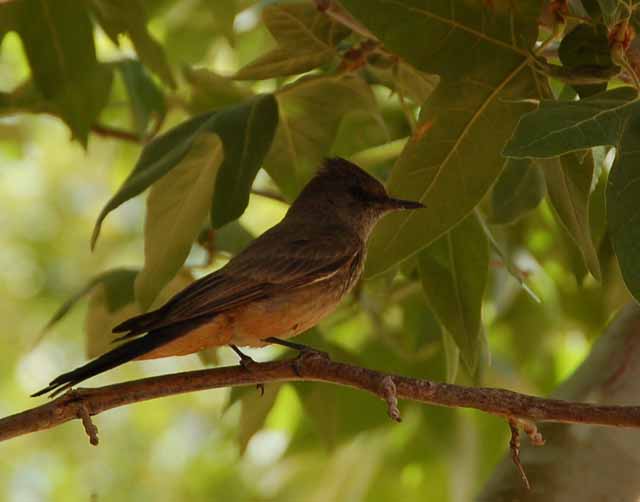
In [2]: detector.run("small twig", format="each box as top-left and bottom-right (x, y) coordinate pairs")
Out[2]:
(508, 418), (530, 490)
(91, 123), (141, 143)
(78, 403), (99, 446)
(379, 376), (402, 422)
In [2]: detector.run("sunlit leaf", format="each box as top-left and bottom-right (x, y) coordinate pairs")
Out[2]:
(183, 67), (253, 114)
(89, 0), (175, 88)
(135, 133), (223, 310)
(234, 3), (349, 80)
(264, 74), (378, 199)
(418, 213), (488, 372)
(9, 0), (113, 145)
(490, 159), (545, 225)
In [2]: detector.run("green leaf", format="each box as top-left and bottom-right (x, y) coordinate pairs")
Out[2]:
(341, 0), (541, 276)
(91, 111), (217, 248)
(366, 55), (440, 106)
(86, 269), (193, 358)
(264, 74), (378, 199)
(209, 94), (279, 228)
(182, 67), (253, 114)
(89, 0), (175, 88)
(341, 0), (540, 79)
(12, 0), (113, 145)
(366, 74), (538, 276)
(135, 133), (224, 310)
(232, 383), (283, 452)
(92, 94), (278, 247)
(502, 88), (640, 298)
(441, 331), (460, 384)
(115, 59), (166, 137)
(234, 3), (349, 80)
(39, 268), (138, 337)
(490, 158), (546, 225)
(558, 23), (612, 97)
(502, 87), (638, 158)
(542, 153), (601, 281)
(417, 213), (488, 372)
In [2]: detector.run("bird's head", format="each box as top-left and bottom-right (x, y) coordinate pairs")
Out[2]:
(289, 158), (424, 238)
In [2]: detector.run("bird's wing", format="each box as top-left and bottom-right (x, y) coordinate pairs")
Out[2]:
(114, 223), (362, 336)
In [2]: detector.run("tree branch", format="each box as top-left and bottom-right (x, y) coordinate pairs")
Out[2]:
(3, 353), (640, 445)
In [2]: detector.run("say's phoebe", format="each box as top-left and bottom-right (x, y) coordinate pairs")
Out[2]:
(33, 158), (423, 397)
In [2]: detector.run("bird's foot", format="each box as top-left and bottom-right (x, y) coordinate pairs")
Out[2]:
(262, 337), (330, 377)
(229, 345), (264, 396)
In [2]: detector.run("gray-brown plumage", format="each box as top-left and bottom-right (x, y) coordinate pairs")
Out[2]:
(33, 157), (423, 397)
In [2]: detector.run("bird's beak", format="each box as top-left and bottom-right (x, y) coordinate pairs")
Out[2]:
(384, 197), (425, 211)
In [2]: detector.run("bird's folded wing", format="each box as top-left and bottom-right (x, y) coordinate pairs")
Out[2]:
(115, 224), (362, 336)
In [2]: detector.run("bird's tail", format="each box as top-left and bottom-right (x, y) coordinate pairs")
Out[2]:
(31, 318), (205, 398)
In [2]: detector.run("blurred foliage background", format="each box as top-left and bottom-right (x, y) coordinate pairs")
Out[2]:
(0, 0), (638, 501)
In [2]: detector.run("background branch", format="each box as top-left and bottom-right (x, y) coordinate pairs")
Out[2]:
(3, 352), (640, 445)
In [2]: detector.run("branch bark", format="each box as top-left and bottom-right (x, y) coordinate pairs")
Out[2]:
(3, 351), (640, 445)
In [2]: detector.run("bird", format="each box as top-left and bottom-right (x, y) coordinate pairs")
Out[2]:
(32, 157), (424, 397)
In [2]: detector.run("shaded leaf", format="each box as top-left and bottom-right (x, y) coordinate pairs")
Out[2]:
(11, 0), (112, 145)
(92, 94), (278, 247)
(135, 133), (223, 310)
(210, 94), (279, 228)
(418, 213), (488, 372)
(115, 59), (166, 137)
(234, 3), (349, 80)
(89, 0), (175, 88)
(542, 153), (601, 281)
(230, 383), (283, 452)
(558, 23), (612, 97)
(441, 330), (460, 384)
(478, 215), (541, 303)
(490, 158), (546, 225)
(40, 268), (138, 336)
(264, 74), (378, 199)
(86, 269), (194, 358)
(503, 87), (640, 300)
(91, 111), (217, 248)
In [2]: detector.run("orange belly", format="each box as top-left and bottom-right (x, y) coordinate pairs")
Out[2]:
(137, 285), (341, 360)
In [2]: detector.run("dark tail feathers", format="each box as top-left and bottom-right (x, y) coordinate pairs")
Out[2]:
(112, 308), (164, 334)
(31, 318), (204, 398)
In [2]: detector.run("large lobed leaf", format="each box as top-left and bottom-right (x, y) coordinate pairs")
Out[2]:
(339, 0), (542, 276)
(234, 3), (349, 80)
(503, 87), (640, 301)
(264, 74), (379, 199)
